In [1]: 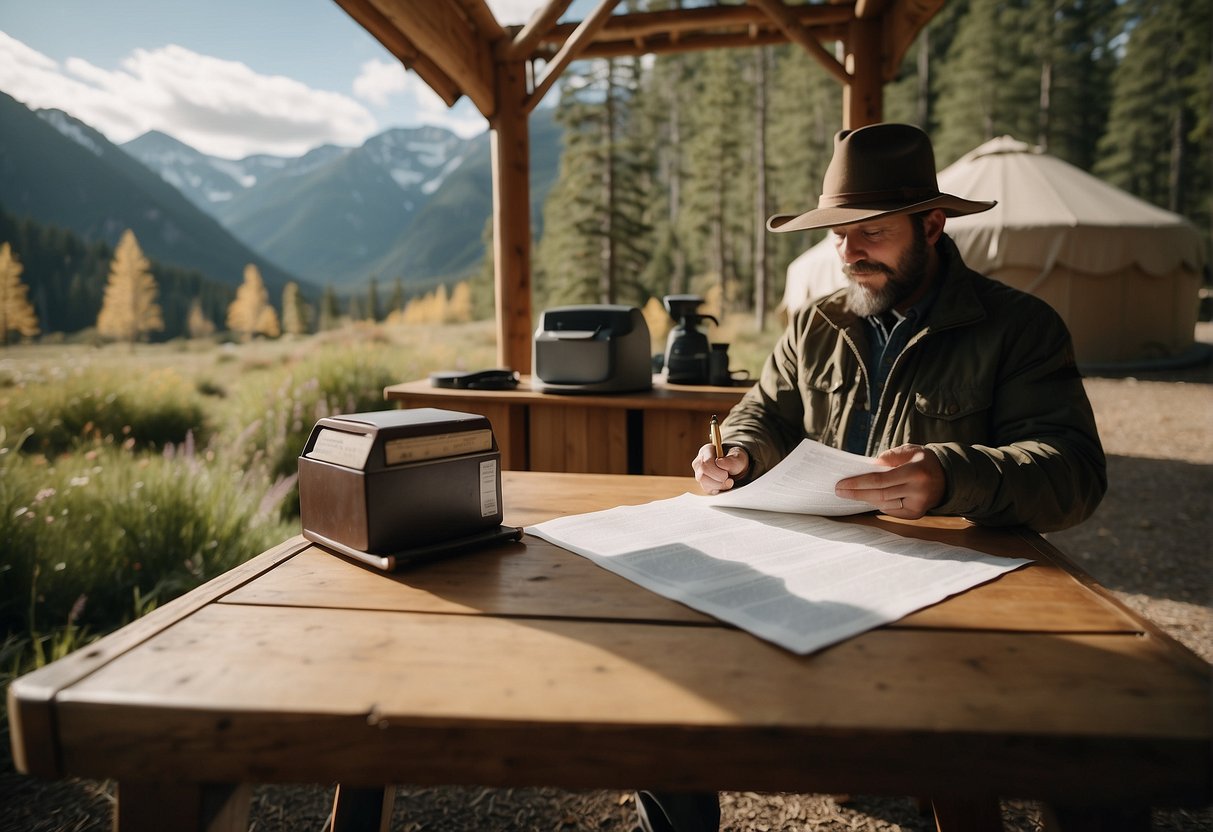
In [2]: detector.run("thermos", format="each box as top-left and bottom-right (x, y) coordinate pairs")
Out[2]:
(662, 294), (718, 385)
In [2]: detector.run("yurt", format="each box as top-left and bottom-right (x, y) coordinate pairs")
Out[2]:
(781, 136), (1207, 365)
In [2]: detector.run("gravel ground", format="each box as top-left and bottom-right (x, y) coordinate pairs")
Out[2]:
(3, 328), (1211, 832)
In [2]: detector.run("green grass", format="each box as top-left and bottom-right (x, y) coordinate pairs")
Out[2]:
(0, 321), (500, 694)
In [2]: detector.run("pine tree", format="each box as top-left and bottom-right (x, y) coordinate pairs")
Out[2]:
(1012, 0), (1118, 167)
(934, 0), (1038, 164)
(767, 47), (841, 280)
(226, 264), (278, 340)
(446, 281), (473, 323)
(752, 46), (772, 330)
(347, 293), (364, 322)
(366, 278), (381, 323)
(96, 230), (164, 344)
(318, 285), (340, 331)
(186, 298), (216, 339)
(387, 278), (405, 318)
(257, 301), (281, 338)
(635, 51), (693, 296)
(680, 49), (749, 314)
(535, 49), (651, 308)
(281, 281), (310, 336)
(0, 242), (40, 345)
(882, 0), (967, 133)
(1096, 0), (1210, 229)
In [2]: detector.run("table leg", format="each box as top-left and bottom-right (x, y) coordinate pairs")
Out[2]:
(116, 781), (250, 832)
(1041, 803), (1151, 831)
(331, 784), (396, 832)
(930, 796), (1003, 831)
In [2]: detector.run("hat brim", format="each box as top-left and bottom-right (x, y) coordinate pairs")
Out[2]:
(767, 194), (996, 233)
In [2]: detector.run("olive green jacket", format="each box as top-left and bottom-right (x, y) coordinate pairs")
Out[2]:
(721, 235), (1106, 532)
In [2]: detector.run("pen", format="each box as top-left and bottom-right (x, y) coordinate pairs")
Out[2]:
(710, 414), (724, 459)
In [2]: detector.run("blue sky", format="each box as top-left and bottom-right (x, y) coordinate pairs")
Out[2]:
(0, 0), (585, 159)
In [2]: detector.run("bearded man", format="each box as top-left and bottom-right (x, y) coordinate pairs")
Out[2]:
(656, 121), (1108, 832)
(692, 122), (1106, 534)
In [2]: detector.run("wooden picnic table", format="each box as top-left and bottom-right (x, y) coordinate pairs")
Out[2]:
(8, 471), (1210, 832)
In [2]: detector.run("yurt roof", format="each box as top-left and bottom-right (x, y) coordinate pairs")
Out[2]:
(941, 136), (1205, 277)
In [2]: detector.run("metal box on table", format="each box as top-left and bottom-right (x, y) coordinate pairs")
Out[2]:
(297, 408), (509, 566)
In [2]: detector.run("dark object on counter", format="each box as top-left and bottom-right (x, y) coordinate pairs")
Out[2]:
(533, 305), (652, 393)
(663, 295), (718, 385)
(430, 369), (520, 390)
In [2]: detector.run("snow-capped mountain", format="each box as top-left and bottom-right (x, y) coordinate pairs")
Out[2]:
(118, 120), (562, 288)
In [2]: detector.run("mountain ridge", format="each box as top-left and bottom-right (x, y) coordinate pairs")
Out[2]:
(121, 108), (563, 290)
(0, 90), (303, 295)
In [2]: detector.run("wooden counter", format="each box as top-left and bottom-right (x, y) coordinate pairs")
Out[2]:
(384, 375), (750, 476)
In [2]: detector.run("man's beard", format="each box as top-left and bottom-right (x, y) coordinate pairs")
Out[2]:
(842, 223), (930, 317)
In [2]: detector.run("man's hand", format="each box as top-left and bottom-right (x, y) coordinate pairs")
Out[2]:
(834, 444), (946, 518)
(692, 444), (750, 495)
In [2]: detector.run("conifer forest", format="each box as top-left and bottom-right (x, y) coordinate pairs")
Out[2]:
(2, 0), (1209, 343)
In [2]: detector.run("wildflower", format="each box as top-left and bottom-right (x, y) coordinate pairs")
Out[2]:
(35, 487), (56, 502)
(69, 594), (88, 625)
(54, 562), (65, 571)
(69, 476), (89, 487)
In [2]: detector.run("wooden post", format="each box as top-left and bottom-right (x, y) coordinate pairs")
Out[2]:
(490, 59), (534, 373)
(843, 16), (883, 129)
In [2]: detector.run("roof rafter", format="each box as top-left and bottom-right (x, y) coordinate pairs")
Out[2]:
(525, 0), (623, 113)
(748, 0), (849, 85)
(334, 0), (464, 105)
(525, 2), (854, 59)
(501, 0), (575, 61)
(880, 0), (945, 80)
(357, 0), (498, 116)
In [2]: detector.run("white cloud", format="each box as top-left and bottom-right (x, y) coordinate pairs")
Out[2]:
(484, 1), (546, 25)
(484, 0), (596, 26)
(352, 56), (484, 139)
(352, 58), (407, 107)
(0, 32), (379, 159)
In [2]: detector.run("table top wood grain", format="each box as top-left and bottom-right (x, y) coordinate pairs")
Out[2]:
(9, 472), (1210, 808)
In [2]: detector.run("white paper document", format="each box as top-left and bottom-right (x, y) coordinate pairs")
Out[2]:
(529, 494), (1029, 654)
(707, 438), (888, 516)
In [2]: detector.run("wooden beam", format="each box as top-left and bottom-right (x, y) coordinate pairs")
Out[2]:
(575, 26), (849, 60)
(501, 0), (575, 61)
(490, 60), (534, 373)
(855, 0), (891, 18)
(454, 0), (507, 42)
(368, 0), (497, 116)
(532, 2), (854, 50)
(843, 16), (883, 128)
(748, 0), (850, 86)
(882, 0), (946, 81)
(334, 0), (464, 105)
(525, 0), (623, 114)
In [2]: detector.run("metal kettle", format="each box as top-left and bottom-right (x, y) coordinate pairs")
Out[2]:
(662, 295), (718, 385)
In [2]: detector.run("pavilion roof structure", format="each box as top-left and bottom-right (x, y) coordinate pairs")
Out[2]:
(333, 0), (946, 372)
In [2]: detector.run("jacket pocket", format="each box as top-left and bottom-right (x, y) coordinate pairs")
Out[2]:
(802, 366), (849, 442)
(914, 387), (990, 422)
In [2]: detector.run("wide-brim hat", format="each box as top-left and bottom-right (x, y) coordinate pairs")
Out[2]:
(767, 123), (996, 233)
